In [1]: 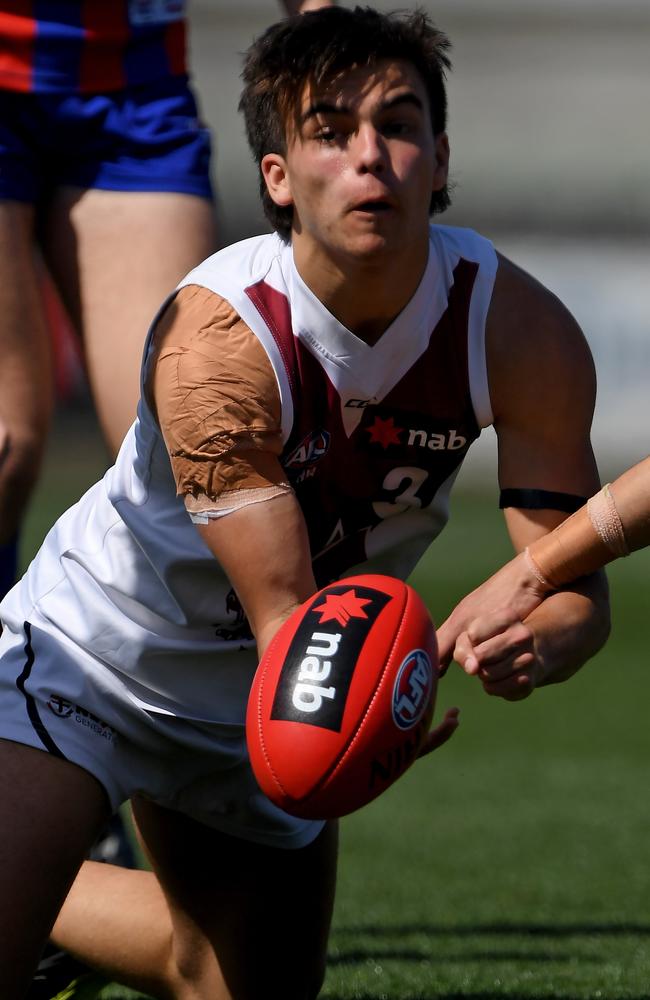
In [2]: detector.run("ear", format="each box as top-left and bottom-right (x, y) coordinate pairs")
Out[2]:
(261, 153), (293, 208)
(432, 133), (450, 193)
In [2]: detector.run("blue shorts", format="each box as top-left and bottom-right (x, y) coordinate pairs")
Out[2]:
(0, 75), (213, 202)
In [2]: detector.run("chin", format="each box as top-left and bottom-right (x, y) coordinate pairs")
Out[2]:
(343, 232), (396, 262)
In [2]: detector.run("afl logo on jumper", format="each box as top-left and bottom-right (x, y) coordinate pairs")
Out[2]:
(392, 650), (433, 730)
(271, 585), (390, 731)
(285, 429), (331, 469)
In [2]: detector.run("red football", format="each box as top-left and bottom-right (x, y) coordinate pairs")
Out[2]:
(246, 573), (438, 819)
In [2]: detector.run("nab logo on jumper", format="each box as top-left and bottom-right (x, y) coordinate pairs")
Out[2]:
(241, 226), (494, 590)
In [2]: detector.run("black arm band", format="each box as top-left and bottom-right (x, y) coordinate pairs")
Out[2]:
(499, 488), (587, 513)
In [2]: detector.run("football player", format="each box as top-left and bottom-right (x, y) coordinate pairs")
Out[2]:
(0, 7), (608, 996)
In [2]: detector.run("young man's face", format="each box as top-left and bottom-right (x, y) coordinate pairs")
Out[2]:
(262, 59), (449, 269)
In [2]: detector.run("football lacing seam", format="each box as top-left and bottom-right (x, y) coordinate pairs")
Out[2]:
(326, 583), (411, 782)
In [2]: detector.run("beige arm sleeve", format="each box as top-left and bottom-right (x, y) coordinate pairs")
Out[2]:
(148, 284), (291, 509)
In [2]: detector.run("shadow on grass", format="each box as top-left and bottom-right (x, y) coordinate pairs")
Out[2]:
(328, 946), (609, 965)
(325, 922), (650, 999)
(325, 995), (650, 1000)
(332, 921), (650, 937)
(67, 923), (650, 1000)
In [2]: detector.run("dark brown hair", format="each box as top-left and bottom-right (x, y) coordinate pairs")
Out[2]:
(239, 6), (452, 240)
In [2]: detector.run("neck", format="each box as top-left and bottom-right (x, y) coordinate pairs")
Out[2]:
(292, 234), (430, 345)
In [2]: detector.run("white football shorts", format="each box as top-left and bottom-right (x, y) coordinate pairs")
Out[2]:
(0, 612), (323, 850)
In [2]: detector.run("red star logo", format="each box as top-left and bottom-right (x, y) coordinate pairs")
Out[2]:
(312, 589), (372, 627)
(366, 416), (402, 448)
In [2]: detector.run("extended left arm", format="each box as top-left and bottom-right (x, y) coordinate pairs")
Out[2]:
(438, 255), (610, 700)
(442, 539), (609, 702)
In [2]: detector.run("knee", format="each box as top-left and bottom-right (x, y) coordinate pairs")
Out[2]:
(249, 955), (327, 1000)
(167, 951), (326, 1000)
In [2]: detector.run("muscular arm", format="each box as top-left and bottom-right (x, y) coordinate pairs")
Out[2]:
(195, 493), (316, 657)
(438, 255), (610, 699)
(433, 456), (650, 657)
(149, 285), (316, 654)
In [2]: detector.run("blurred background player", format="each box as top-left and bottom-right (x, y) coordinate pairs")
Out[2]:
(0, 0), (216, 600)
(0, 6), (609, 997)
(435, 456), (650, 686)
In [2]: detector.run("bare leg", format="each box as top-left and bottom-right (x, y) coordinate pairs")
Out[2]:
(42, 188), (216, 455)
(52, 799), (338, 999)
(0, 202), (54, 545)
(51, 861), (174, 997)
(0, 739), (110, 997)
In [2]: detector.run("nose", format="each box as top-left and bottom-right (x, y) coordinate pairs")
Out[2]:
(353, 124), (386, 174)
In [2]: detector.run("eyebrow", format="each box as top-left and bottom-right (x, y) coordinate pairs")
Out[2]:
(300, 91), (425, 125)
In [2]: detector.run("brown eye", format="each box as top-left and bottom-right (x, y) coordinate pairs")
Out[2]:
(383, 118), (415, 137)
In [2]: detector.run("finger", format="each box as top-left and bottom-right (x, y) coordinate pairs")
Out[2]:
(418, 707), (460, 758)
(435, 619), (458, 669)
(451, 614), (530, 674)
(482, 671), (535, 701)
(452, 632), (481, 675)
(462, 607), (523, 647)
(470, 622), (534, 666)
(477, 650), (535, 683)
(437, 597), (524, 661)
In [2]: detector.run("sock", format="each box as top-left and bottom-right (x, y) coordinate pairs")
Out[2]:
(0, 534), (18, 601)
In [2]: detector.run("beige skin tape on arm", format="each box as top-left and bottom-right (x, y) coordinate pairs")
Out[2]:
(149, 284), (292, 516)
(527, 484), (628, 588)
(185, 484), (291, 523)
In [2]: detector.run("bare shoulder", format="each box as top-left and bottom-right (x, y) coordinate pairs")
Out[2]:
(487, 252), (596, 426)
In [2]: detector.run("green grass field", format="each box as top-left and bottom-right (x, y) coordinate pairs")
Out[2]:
(22, 413), (650, 1000)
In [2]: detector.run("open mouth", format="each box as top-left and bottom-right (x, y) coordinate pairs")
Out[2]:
(354, 200), (392, 212)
